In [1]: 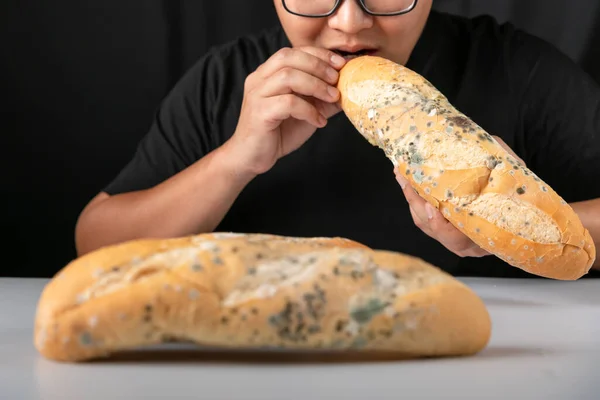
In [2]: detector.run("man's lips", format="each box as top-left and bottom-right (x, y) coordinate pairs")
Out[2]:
(331, 47), (378, 59)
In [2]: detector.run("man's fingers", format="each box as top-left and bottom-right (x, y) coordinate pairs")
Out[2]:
(427, 205), (463, 237)
(395, 170), (420, 202)
(265, 94), (326, 129)
(396, 167), (491, 258)
(394, 169), (408, 190)
(396, 169), (429, 223)
(409, 205), (433, 235)
(313, 98), (342, 119)
(255, 46), (346, 86)
(457, 246), (491, 258)
(424, 202), (444, 228)
(259, 67), (340, 104)
(396, 169), (431, 220)
(425, 203), (490, 256)
(295, 46), (347, 68)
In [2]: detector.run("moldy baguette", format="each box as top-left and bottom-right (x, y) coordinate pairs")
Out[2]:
(34, 232), (491, 362)
(337, 55), (595, 281)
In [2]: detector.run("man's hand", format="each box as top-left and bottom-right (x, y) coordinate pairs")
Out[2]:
(224, 46), (347, 177)
(395, 135), (525, 258)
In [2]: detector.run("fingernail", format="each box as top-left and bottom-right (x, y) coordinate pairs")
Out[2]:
(425, 203), (435, 220)
(319, 114), (327, 126)
(327, 67), (338, 82)
(331, 54), (346, 67)
(327, 85), (339, 99)
(396, 173), (407, 189)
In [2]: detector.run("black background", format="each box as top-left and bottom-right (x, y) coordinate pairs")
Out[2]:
(3, 0), (600, 278)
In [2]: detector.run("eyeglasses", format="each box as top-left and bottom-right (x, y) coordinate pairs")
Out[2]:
(282, 0), (418, 18)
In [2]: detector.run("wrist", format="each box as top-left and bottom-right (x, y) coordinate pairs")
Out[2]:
(214, 139), (259, 185)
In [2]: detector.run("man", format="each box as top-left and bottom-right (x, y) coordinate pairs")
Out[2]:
(75, 0), (600, 278)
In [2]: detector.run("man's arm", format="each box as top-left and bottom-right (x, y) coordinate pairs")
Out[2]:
(570, 199), (600, 270)
(75, 45), (346, 257)
(75, 141), (256, 256)
(74, 49), (227, 256)
(515, 31), (600, 272)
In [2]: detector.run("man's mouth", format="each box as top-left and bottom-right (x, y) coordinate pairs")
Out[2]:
(332, 48), (377, 60)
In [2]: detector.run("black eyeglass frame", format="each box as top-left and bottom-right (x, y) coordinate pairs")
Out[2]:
(282, 0), (419, 18)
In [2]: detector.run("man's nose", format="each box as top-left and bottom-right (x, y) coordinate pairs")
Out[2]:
(328, 0), (374, 33)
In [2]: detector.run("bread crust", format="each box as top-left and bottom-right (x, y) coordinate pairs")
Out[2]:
(34, 233), (491, 362)
(337, 56), (595, 280)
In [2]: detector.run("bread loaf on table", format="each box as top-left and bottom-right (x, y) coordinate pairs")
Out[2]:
(337, 55), (596, 281)
(34, 232), (491, 362)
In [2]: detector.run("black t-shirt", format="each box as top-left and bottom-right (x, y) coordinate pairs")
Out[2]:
(104, 11), (600, 279)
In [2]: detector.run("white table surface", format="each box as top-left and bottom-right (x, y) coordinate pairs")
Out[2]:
(1, 277), (599, 399)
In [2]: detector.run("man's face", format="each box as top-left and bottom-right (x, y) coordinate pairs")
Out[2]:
(273, 0), (433, 66)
